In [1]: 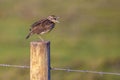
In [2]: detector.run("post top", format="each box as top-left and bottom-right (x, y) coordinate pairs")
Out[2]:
(30, 40), (50, 45)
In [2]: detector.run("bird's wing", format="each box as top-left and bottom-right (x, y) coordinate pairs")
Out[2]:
(30, 18), (47, 31)
(31, 20), (55, 34)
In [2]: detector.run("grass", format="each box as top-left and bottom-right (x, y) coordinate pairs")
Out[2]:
(0, 0), (120, 80)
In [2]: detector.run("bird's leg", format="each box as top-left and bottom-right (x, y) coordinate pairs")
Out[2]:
(38, 35), (44, 41)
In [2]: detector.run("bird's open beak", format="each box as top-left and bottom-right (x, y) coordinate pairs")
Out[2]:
(56, 17), (60, 23)
(55, 20), (60, 23)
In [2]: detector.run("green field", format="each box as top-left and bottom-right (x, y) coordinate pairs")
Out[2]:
(0, 0), (120, 80)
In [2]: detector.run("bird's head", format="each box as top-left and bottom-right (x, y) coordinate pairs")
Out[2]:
(47, 15), (59, 23)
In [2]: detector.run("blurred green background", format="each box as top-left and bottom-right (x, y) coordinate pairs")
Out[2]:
(0, 0), (120, 80)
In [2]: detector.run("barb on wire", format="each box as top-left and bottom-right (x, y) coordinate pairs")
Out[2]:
(51, 67), (120, 76)
(0, 64), (29, 69)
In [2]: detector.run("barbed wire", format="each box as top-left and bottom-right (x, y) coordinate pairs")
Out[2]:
(0, 64), (120, 76)
(51, 67), (120, 76)
(0, 64), (29, 69)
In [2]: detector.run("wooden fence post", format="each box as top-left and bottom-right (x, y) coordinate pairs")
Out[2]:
(30, 41), (50, 80)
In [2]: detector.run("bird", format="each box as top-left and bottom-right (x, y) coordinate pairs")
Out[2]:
(26, 15), (59, 41)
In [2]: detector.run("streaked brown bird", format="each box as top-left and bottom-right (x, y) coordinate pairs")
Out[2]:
(26, 15), (59, 41)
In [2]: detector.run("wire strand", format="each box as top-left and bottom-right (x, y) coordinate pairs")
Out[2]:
(0, 64), (29, 69)
(51, 67), (120, 76)
(0, 64), (120, 76)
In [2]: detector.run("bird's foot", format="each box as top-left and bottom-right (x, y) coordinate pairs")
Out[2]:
(38, 35), (44, 42)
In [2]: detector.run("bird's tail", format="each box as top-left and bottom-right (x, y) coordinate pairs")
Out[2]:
(26, 33), (31, 39)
